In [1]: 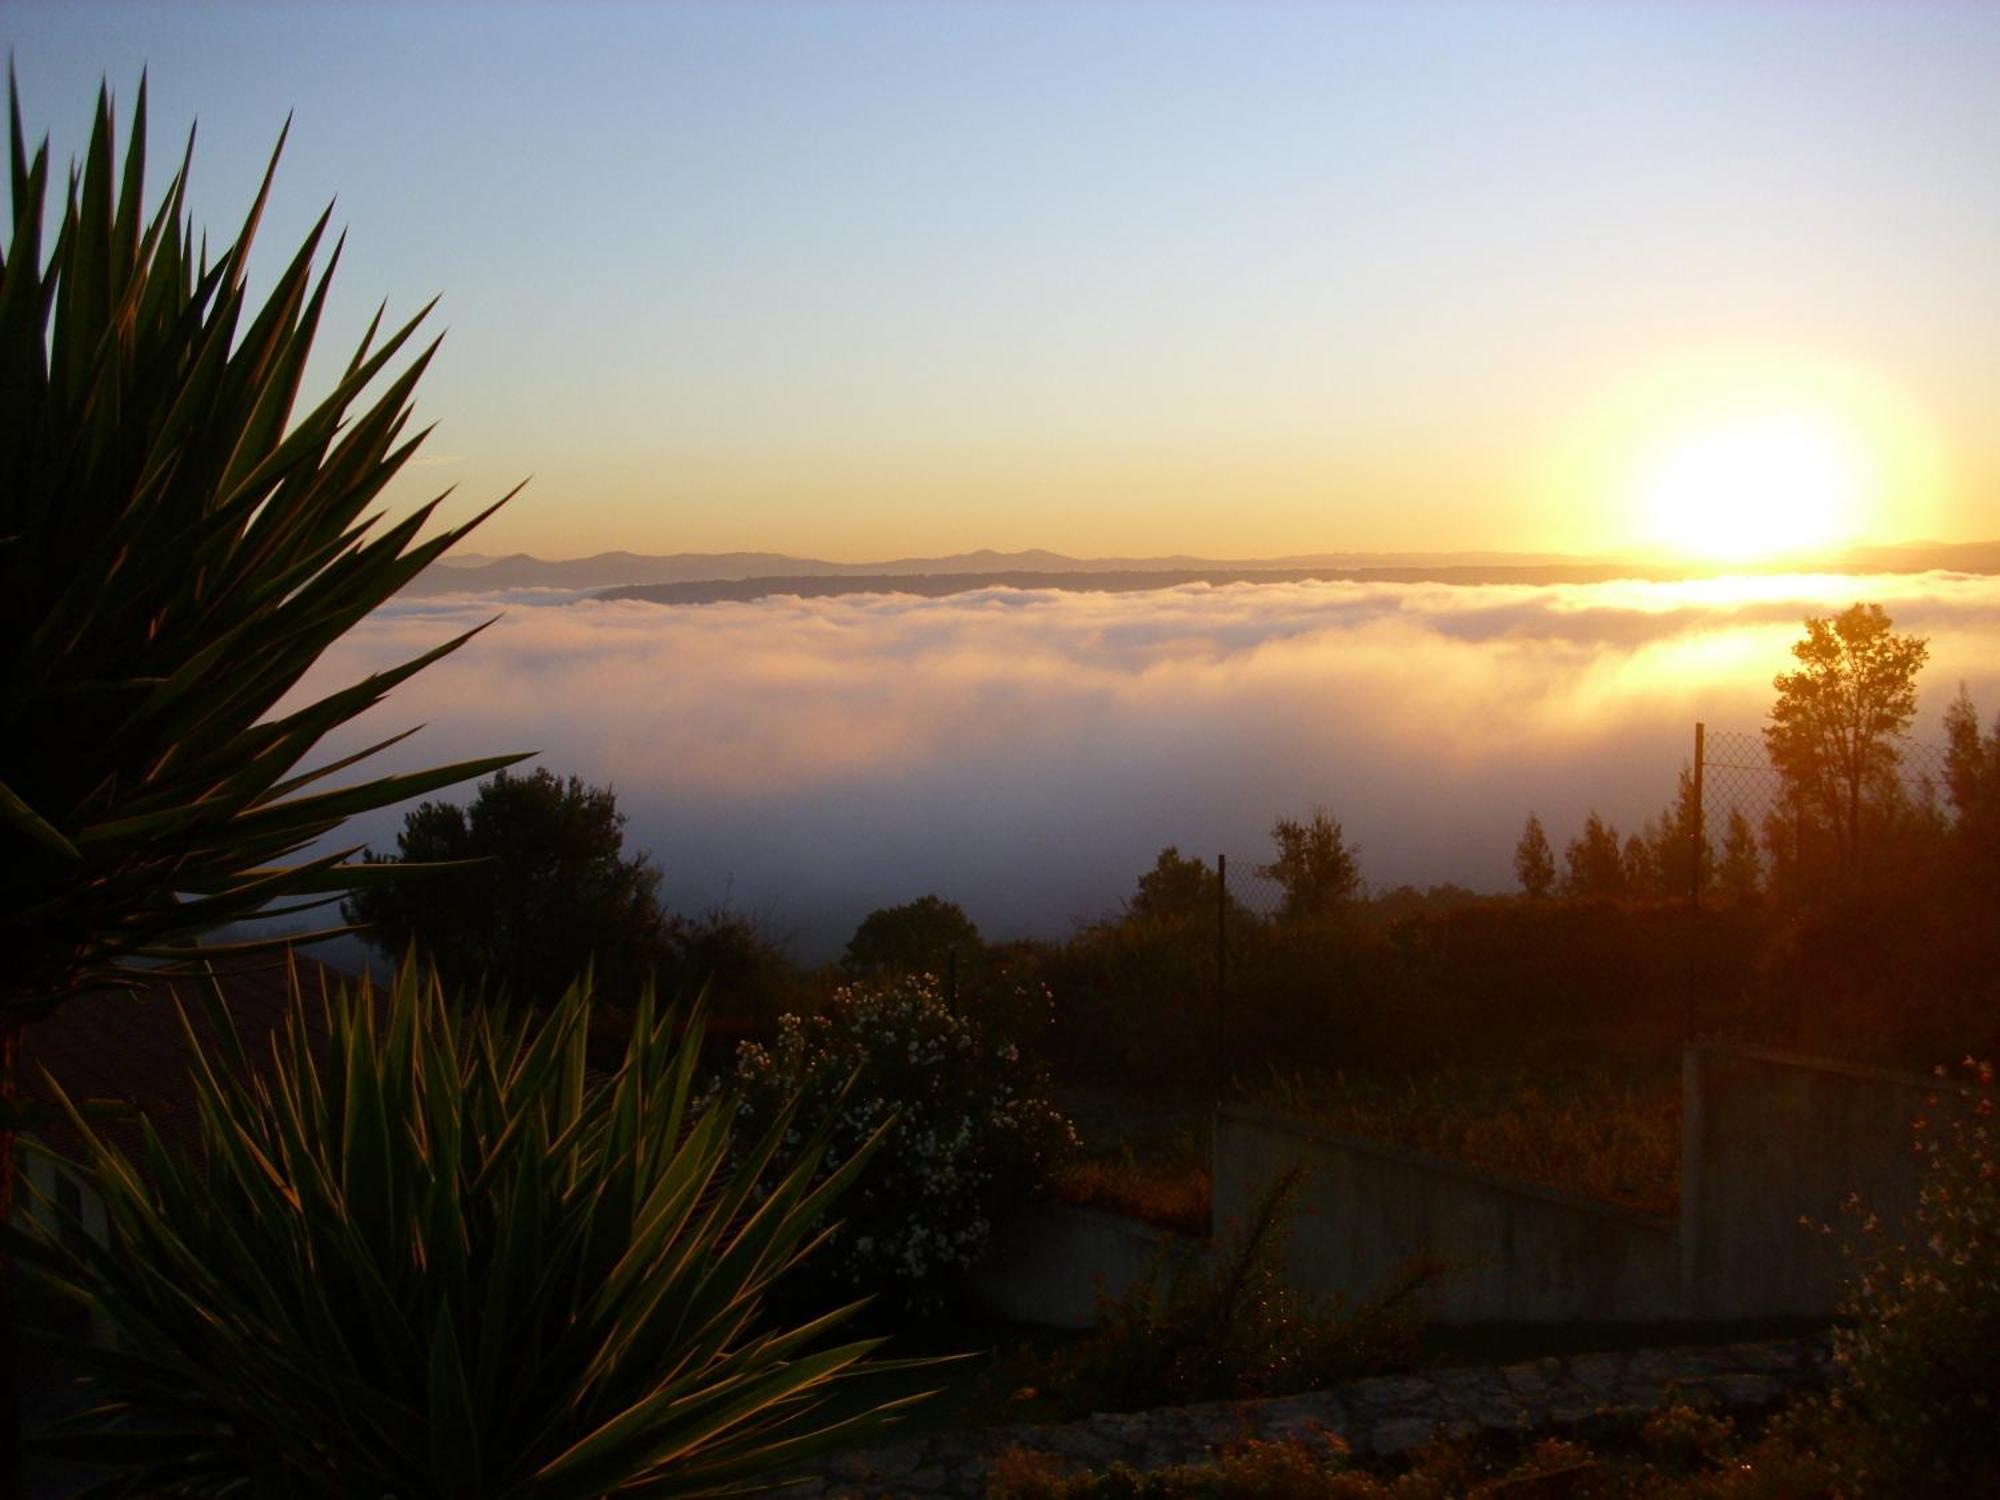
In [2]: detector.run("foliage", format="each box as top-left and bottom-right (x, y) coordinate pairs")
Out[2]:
(1051, 1136), (1211, 1237)
(1258, 1065), (1681, 1217)
(1513, 813), (1556, 898)
(841, 894), (982, 977)
(671, 905), (800, 1032)
(1030, 1170), (1430, 1419)
(0, 77), (521, 1019)
(1128, 847), (1239, 928)
(1764, 603), (1929, 869)
(1260, 809), (1362, 926)
(1943, 687), (2000, 886)
(1714, 809), (1762, 902)
(24, 964), (912, 1496)
(1829, 1057), (2000, 1492)
(1563, 812), (1627, 899)
(721, 973), (1076, 1307)
(345, 768), (673, 1006)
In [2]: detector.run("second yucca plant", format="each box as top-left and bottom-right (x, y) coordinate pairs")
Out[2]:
(30, 966), (919, 1497)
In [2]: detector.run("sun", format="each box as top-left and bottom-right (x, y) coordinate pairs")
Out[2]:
(1635, 406), (1872, 564)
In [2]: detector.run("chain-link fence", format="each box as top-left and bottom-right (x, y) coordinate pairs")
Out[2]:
(1695, 723), (1954, 904)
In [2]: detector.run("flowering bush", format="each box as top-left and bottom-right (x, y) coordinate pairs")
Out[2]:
(724, 973), (1077, 1306)
(1832, 1056), (1999, 1491)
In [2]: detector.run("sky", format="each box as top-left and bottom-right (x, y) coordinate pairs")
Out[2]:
(297, 573), (2000, 959)
(6, 1), (1998, 562)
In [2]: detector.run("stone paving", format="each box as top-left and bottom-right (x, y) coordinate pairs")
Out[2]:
(791, 1338), (1830, 1497)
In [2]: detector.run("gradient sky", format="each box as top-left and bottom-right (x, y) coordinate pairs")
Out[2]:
(6, 1), (1998, 560)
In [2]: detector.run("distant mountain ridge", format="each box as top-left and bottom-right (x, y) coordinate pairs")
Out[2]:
(403, 540), (2000, 599)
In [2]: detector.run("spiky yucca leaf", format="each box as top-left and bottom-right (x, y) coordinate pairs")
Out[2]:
(0, 74), (525, 1019)
(28, 964), (922, 1497)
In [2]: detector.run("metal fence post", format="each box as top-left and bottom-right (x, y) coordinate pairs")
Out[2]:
(1216, 853), (1228, 1105)
(1688, 721), (1705, 1042)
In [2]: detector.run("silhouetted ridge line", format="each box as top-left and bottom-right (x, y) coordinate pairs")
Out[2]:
(592, 564), (1679, 607)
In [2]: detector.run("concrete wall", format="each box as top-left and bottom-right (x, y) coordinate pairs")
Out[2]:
(1214, 1107), (1679, 1325)
(972, 1201), (1206, 1329)
(1681, 1044), (1937, 1321)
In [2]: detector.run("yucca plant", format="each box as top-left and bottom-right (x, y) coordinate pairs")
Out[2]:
(0, 74), (523, 1431)
(28, 964), (918, 1496)
(0, 74), (523, 1013)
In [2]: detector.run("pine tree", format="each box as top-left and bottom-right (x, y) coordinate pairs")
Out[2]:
(1513, 813), (1556, 899)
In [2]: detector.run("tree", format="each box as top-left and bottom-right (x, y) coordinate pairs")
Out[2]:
(1764, 604), (1929, 869)
(1715, 808), (1763, 901)
(1943, 686), (2000, 884)
(0, 79), (517, 1481)
(345, 769), (672, 1005)
(1564, 812), (1627, 898)
(1128, 846), (1227, 926)
(1260, 808), (1362, 924)
(1513, 813), (1556, 899)
(842, 894), (982, 977)
(1637, 765), (1708, 901)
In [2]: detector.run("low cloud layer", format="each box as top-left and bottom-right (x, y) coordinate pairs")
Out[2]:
(291, 572), (2000, 958)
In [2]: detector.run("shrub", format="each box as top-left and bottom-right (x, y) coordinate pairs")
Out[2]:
(1830, 1056), (2000, 1492)
(722, 973), (1077, 1307)
(26, 965), (912, 1495)
(347, 768), (673, 1007)
(1032, 1170), (1431, 1418)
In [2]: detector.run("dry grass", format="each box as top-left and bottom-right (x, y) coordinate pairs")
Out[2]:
(1256, 1066), (1682, 1218)
(1050, 1145), (1211, 1235)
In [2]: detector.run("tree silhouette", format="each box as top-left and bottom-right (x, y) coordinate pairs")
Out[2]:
(1638, 765), (1707, 900)
(843, 895), (982, 977)
(1715, 809), (1763, 901)
(1943, 686), (2000, 883)
(1513, 813), (1556, 899)
(1260, 808), (1362, 924)
(1764, 604), (1929, 869)
(345, 768), (672, 1005)
(1564, 812), (1626, 898)
(1128, 846), (1229, 925)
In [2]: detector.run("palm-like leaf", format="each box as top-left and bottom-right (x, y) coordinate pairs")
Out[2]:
(28, 964), (922, 1496)
(0, 74), (525, 1018)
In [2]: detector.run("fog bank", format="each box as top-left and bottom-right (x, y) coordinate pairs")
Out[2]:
(287, 572), (2000, 959)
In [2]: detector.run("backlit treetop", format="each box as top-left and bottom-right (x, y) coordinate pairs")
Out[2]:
(1764, 604), (1928, 867)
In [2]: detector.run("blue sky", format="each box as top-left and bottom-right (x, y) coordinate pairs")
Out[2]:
(7, 2), (1998, 559)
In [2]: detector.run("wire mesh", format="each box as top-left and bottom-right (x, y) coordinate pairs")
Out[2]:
(1697, 725), (1954, 899)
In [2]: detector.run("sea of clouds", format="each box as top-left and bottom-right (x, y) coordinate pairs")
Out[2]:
(288, 571), (2000, 959)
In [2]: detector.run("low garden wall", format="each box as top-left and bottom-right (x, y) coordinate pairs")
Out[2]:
(972, 1201), (1205, 1329)
(1681, 1043), (1937, 1320)
(1213, 1107), (1679, 1325)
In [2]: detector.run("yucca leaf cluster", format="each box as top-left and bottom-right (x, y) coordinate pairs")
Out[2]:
(0, 76), (523, 1017)
(32, 965), (911, 1496)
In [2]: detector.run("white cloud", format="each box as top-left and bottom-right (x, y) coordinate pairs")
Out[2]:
(288, 572), (2000, 957)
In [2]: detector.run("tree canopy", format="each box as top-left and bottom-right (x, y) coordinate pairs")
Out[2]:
(1260, 808), (1362, 924)
(1764, 604), (1929, 868)
(345, 768), (672, 1005)
(842, 894), (982, 976)
(1514, 814), (1556, 899)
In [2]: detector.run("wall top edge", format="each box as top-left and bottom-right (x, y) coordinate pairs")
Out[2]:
(1215, 1105), (1678, 1234)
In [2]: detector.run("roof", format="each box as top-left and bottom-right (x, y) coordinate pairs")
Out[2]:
(20, 952), (352, 1163)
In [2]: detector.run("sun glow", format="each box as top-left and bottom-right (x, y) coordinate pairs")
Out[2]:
(1545, 355), (1947, 565)
(1636, 407), (1872, 563)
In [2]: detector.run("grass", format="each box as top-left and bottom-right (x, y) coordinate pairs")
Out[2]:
(1255, 1064), (1683, 1218)
(1050, 1144), (1212, 1235)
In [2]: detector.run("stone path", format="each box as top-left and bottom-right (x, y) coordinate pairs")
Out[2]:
(793, 1338), (1829, 1497)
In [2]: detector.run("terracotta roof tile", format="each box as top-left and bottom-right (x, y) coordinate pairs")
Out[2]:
(21, 953), (358, 1162)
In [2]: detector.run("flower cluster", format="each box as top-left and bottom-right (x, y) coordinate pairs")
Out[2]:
(1833, 1056), (1998, 1490)
(725, 973), (1077, 1306)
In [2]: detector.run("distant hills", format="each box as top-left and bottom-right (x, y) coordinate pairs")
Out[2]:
(404, 541), (2000, 604)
